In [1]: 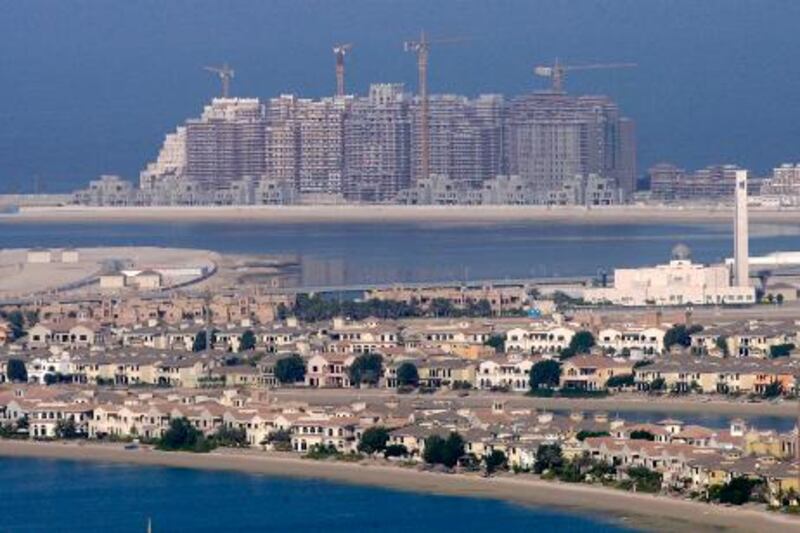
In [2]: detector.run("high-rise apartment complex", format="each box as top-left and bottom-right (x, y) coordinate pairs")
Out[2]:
(265, 95), (350, 194)
(140, 88), (634, 204)
(343, 84), (412, 201)
(648, 164), (752, 201)
(410, 94), (506, 187)
(507, 93), (634, 195)
(185, 99), (266, 190)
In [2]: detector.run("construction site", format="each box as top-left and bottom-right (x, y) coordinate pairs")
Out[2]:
(0, 247), (303, 303)
(64, 36), (639, 208)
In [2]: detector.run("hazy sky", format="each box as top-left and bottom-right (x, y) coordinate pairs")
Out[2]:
(1, 0), (799, 192)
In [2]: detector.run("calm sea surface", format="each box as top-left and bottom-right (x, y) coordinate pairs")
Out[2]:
(0, 457), (635, 532)
(1, 220), (799, 287)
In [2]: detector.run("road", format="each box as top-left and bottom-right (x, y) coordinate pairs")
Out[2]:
(268, 388), (798, 419)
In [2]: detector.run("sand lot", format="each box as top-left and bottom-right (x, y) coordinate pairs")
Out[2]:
(0, 247), (218, 299)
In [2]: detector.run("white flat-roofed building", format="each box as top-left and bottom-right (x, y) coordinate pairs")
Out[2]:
(585, 259), (755, 306)
(100, 274), (126, 289)
(60, 249), (79, 263)
(27, 248), (52, 264)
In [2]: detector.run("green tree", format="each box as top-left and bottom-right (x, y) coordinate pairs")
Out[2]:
(762, 381), (783, 398)
(715, 336), (730, 356)
(6, 359), (27, 382)
(192, 331), (209, 352)
(576, 430), (610, 441)
(568, 331), (595, 354)
(483, 334), (505, 352)
(157, 417), (214, 453)
(770, 343), (795, 358)
(529, 360), (561, 390)
(534, 443), (564, 474)
(483, 449), (507, 474)
(649, 377), (666, 392)
(423, 432), (464, 468)
(630, 430), (656, 441)
(348, 353), (383, 387)
(4, 311), (27, 340)
(213, 425), (248, 448)
(358, 426), (390, 454)
(275, 354), (306, 384)
(663, 324), (703, 350)
(430, 298), (456, 317)
(465, 299), (493, 317)
(384, 444), (408, 458)
(239, 330), (257, 351)
(55, 418), (80, 439)
(606, 374), (635, 388)
(777, 293), (785, 305)
(396, 362), (419, 388)
(626, 466), (662, 493)
(710, 477), (763, 505)
(264, 429), (292, 451)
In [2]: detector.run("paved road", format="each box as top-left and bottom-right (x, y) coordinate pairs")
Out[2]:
(268, 388), (797, 419)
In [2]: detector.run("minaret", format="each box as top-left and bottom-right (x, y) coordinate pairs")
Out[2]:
(733, 170), (749, 287)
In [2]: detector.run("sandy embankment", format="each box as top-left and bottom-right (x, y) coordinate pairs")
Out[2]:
(1, 440), (798, 532)
(5, 204), (800, 225)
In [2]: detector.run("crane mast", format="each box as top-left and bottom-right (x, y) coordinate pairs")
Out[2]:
(203, 63), (235, 98)
(404, 31), (465, 181)
(333, 43), (353, 97)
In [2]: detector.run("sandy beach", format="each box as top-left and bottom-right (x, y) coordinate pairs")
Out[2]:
(1, 440), (797, 532)
(4, 204), (800, 225)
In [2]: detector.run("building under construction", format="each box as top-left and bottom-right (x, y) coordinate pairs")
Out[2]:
(343, 84), (413, 201)
(507, 93), (635, 196)
(265, 95), (350, 195)
(410, 94), (507, 188)
(185, 98), (266, 190)
(137, 88), (635, 204)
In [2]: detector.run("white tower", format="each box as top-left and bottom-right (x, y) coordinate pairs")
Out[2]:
(733, 170), (749, 287)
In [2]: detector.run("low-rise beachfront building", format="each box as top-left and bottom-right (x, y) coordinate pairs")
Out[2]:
(28, 402), (93, 438)
(290, 416), (358, 453)
(633, 356), (800, 395)
(690, 321), (798, 358)
(327, 318), (401, 354)
(504, 323), (575, 355)
(475, 355), (536, 391)
(120, 326), (171, 350)
(258, 323), (305, 354)
(366, 285), (528, 315)
(211, 365), (262, 387)
(90, 404), (173, 440)
(66, 350), (223, 388)
(27, 352), (73, 384)
(26, 321), (99, 350)
(596, 325), (666, 357)
(0, 321), (10, 346)
(417, 358), (476, 389)
(305, 354), (354, 388)
(559, 356), (634, 391)
(403, 321), (495, 358)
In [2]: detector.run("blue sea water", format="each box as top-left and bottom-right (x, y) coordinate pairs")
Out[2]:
(0, 458), (635, 532)
(0, 220), (798, 287)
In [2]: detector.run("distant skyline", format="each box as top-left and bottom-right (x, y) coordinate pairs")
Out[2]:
(1, 0), (799, 192)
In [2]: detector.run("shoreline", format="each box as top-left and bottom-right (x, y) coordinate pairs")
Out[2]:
(1, 440), (798, 532)
(3, 204), (800, 225)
